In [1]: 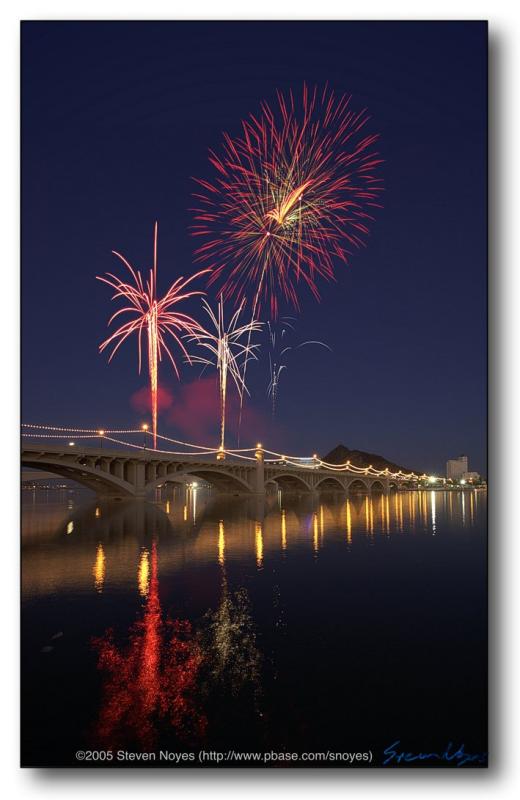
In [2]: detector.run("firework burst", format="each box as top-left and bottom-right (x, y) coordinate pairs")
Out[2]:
(188, 297), (262, 454)
(192, 83), (383, 318)
(267, 317), (331, 416)
(97, 222), (208, 448)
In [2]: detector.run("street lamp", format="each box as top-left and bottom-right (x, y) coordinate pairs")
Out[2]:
(98, 430), (105, 450)
(141, 423), (149, 449)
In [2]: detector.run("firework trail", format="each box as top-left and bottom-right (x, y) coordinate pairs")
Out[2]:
(191, 83), (383, 319)
(187, 297), (262, 454)
(267, 317), (331, 416)
(97, 222), (208, 448)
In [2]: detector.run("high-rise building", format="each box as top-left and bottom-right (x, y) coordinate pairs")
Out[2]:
(446, 455), (468, 481)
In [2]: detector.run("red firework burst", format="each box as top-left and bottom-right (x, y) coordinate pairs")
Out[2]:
(97, 223), (208, 448)
(191, 84), (384, 318)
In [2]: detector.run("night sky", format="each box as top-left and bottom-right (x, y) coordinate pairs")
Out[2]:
(21, 21), (487, 475)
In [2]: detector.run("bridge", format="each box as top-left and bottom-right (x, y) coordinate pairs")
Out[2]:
(21, 430), (422, 499)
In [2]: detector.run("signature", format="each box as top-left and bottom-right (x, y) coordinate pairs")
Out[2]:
(383, 740), (488, 767)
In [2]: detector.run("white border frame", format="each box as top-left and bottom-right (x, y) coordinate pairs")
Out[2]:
(3, 3), (518, 798)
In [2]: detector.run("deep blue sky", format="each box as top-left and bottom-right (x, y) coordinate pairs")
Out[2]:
(21, 21), (487, 474)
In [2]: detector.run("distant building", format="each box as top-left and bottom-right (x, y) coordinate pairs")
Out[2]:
(462, 471), (480, 483)
(446, 455), (468, 481)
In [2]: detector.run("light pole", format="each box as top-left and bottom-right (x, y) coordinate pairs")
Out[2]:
(141, 423), (149, 450)
(98, 430), (105, 450)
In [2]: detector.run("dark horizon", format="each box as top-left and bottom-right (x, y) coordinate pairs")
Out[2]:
(21, 21), (487, 475)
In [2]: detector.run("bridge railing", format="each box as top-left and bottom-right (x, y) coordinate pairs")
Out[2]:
(22, 424), (427, 481)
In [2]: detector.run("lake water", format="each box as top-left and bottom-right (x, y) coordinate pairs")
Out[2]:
(21, 486), (487, 767)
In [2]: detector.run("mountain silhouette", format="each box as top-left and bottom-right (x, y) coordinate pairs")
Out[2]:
(322, 444), (423, 476)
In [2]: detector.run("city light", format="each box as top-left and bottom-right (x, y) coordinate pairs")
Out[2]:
(68, 441), (75, 446)
(428, 476), (437, 484)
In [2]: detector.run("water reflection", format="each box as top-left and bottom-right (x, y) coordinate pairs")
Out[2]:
(22, 489), (485, 601)
(21, 485), (487, 763)
(91, 513), (264, 749)
(93, 543), (106, 593)
(255, 521), (264, 569)
(218, 520), (225, 567)
(198, 520), (263, 742)
(346, 498), (352, 543)
(93, 540), (206, 750)
(281, 509), (287, 552)
(137, 549), (150, 598)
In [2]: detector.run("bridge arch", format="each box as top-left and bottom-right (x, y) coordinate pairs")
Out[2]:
(21, 456), (135, 498)
(269, 472), (313, 492)
(315, 476), (346, 491)
(348, 478), (370, 495)
(145, 474), (193, 492)
(146, 467), (253, 495)
(370, 480), (385, 494)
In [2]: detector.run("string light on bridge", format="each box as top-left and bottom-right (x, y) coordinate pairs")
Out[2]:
(22, 423), (428, 481)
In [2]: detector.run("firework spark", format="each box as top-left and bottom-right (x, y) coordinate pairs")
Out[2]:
(188, 297), (262, 454)
(98, 223), (208, 448)
(192, 83), (383, 318)
(267, 317), (331, 416)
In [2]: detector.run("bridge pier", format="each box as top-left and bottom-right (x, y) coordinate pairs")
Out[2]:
(134, 462), (146, 499)
(113, 460), (125, 480)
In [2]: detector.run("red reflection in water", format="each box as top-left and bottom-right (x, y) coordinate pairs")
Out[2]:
(92, 541), (206, 749)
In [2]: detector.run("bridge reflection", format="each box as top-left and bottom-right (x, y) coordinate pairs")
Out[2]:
(21, 486), (485, 753)
(21, 487), (484, 600)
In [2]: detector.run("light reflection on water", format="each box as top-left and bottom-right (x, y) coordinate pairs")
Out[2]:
(21, 486), (487, 765)
(21, 488), (484, 599)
